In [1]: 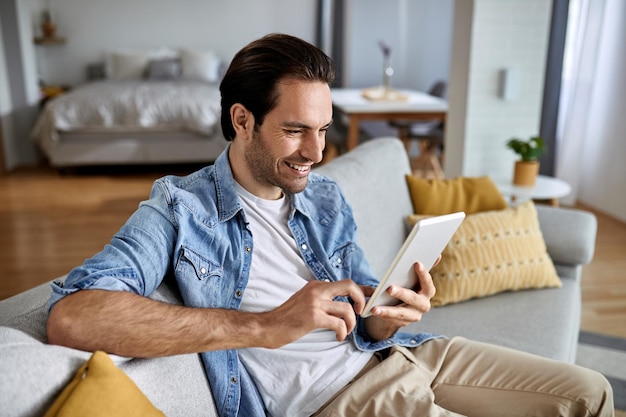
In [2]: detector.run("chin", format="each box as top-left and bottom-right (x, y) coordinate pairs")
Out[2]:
(282, 178), (309, 195)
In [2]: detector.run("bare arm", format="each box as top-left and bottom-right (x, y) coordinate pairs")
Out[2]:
(363, 259), (438, 341)
(47, 279), (368, 357)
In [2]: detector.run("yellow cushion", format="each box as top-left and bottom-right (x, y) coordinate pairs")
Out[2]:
(44, 351), (164, 417)
(405, 175), (507, 215)
(407, 201), (561, 307)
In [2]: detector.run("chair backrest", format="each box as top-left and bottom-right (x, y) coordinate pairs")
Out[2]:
(429, 81), (447, 98)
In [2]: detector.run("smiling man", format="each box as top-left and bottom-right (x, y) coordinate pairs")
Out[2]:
(47, 34), (613, 417)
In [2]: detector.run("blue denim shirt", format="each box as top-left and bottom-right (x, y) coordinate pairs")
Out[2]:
(49, 145), (437, 417)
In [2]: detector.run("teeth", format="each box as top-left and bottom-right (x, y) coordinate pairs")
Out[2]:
(287, 162), (309, 172)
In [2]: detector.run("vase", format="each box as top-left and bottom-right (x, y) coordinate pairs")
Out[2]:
(513, 160), (540, 186)
(382, 56), (393, 95)
(41, 22), (56, 38)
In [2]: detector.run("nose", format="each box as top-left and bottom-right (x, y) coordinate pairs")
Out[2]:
(301, 131), (325, 164)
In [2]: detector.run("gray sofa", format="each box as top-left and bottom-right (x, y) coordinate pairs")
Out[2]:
(0, 137), (597, 416)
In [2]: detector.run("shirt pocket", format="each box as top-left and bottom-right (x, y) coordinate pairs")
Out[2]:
(177, 246), (223, 282)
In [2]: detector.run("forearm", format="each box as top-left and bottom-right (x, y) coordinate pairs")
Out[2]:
(47, 290), (266, 357)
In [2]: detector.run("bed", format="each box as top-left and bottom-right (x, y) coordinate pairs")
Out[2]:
(31, 48), (229, 168)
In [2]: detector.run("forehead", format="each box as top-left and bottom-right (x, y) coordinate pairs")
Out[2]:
(271, 80), (333, 122)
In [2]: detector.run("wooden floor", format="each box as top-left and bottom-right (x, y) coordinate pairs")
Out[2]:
(1, 165), (625, 341)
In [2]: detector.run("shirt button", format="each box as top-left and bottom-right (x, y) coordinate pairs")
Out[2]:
(200, 267), (206, 274)
(231, 377), (237, 384)
(245, 247), (251, 253)
(236, 290), (243, 297)
(323, 279), (331, 282)
(301, 244), (308, 250)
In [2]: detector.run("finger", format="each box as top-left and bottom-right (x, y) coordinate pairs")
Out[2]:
(325, 280), (367, 315)
(414, 261), (436, 299)
(359, 285), (376, 298)
(370, 304), (421, 327)
(325, 299), (357, 333)
(386, 285), (431, 315)
(318, 300), (356, 340)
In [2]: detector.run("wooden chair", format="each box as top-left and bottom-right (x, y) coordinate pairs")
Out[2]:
(389, 81), (447, 179)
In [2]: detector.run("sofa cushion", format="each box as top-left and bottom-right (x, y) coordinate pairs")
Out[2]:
(408, 201), (561, 307)
(403, 278), (581, 363)
(406, 175), (507, 215)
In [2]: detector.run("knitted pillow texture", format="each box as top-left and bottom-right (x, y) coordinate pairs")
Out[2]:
(407, 201), (561, 306)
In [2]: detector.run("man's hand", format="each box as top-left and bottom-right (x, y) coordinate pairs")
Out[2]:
(258, 279), (368, 349)
(364, 256), (440, 341)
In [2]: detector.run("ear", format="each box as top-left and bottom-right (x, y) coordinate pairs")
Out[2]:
(230, 103), (254, 139)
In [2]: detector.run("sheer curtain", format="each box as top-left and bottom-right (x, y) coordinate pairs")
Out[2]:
(555, 0), (606, 205)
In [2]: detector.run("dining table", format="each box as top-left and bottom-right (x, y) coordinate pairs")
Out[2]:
(331, 87), (449, 150)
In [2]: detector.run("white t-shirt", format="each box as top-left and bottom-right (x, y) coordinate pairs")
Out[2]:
(235, 183), (373, 417)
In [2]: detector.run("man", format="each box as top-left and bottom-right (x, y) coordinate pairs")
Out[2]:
(47, 34), (613, 417)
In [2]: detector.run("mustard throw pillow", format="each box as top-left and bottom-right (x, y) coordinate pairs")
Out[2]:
(406, 175), (507, 215)
(44, 351), (165, 417)
(407, 201), (561, 307)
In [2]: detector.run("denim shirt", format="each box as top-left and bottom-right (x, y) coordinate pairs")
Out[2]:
(49, 145), (437, 417)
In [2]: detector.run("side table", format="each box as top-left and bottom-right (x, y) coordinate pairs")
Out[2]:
(495, 175), (571, 207)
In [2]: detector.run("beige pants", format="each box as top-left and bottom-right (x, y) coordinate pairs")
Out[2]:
(313, 337), (614, 417)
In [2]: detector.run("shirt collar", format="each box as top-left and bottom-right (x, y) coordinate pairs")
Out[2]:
(213, 144), (244, 222)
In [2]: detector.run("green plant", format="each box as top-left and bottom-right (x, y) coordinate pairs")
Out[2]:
(506, 136), (546, 162)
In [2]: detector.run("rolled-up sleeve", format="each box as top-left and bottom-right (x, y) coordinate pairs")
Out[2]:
(48, 180), (178, 312)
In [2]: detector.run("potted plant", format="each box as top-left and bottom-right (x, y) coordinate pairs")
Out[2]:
(506, 136), (546, 186)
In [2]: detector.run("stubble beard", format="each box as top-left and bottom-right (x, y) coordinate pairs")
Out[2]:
(245, 129), (309, 196)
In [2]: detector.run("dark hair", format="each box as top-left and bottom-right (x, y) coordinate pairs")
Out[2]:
(219, 33), (336, 141)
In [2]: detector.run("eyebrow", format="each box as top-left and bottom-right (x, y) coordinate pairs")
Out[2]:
(281, 119), (334, 130)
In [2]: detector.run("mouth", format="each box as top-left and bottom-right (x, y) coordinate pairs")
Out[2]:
(286, 161), (311, 174)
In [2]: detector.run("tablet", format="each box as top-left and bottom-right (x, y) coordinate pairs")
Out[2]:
(361, 211), (465, 317)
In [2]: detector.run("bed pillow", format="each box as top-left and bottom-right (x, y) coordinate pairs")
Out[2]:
(108, 51), (150, 80)
(145, 58), (182, 80)
(406, 175), (507, 215)
(180, 49), (222, 83)
(407, 201), (561, 307)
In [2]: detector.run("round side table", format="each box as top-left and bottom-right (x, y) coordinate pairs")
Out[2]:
(495, 175), (571, 207)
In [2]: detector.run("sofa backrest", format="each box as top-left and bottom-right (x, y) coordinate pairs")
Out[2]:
(314, 138), (413, 277)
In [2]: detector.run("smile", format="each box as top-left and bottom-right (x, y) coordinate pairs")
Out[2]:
(286, 162), (310, 173)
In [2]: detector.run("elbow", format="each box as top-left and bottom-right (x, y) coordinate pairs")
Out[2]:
(46, 296), (83, 348)
(46, 301), (71, 346)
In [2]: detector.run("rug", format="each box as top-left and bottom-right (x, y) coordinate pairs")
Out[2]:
(576, 331), (626, 410)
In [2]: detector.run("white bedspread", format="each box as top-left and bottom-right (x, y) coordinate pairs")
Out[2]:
(32, 80), (222, 143)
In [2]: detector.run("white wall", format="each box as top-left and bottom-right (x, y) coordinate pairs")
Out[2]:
(343, 0), (453, 92)
(0, 16), (13, 171)
(0, 0), (41, 170)
(445, 0), (552, 182)
(34, 0), (317, 86)
(576, 0), (626, 221)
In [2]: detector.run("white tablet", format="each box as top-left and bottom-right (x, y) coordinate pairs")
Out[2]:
(361, 211), (465, 317)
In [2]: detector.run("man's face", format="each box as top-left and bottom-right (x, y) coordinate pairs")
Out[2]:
(243, 80), (333, 198)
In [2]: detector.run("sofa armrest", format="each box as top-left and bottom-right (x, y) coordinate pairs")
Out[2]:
(535, 205), (597, 266)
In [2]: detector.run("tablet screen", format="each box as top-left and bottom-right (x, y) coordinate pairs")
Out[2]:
(361, 211), (465, 317)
